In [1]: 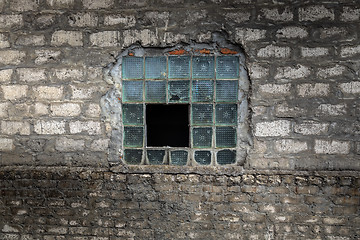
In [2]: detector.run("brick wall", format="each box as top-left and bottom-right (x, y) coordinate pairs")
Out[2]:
(0, 0), (360, 238)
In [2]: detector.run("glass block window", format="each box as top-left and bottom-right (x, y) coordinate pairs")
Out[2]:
(119, 52), (245, 166)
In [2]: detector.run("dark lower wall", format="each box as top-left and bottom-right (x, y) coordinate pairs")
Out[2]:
(1, 167), (359, 239)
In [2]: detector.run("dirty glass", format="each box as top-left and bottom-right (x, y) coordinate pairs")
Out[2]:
(168, 56), (191, 79)
(216, 127), (236, 148)
(192, 104), (213, 125)
(122, 57), (144, 80)
(124, 127), (144, 147)
(122, 104), (143, 126)
(215, 104), (237, 125)
(123, 81), (143, 102)
(194, 151), (211, 165)
(216, 56), (239, 79)
(216, 80), (238, 102)
(145, 56), (167, 79)
(124, 149), (142, 165)
(145, 80), (166, 103)
(147, 150), (165, 165)
(217, 150), (236, 165)
(168, 80), (190, 102)
(192, 56), (215, 79)
(192, 80), (213, 102)
(193, 127), (212, 148)
(170, 150), (188, 165)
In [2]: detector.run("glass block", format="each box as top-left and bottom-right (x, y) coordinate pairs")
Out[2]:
(192, 80), (214, 102)
(192, 56), (215, 79)
(124, 149), (142, 165)
(123, 81), (143, 102)
(145, 56), (167, 79)
(124, 127), (143, 147)
(168, 56), (190, 79)
(216, 56), (239, 79)
(170, 150), (188, 166)
(122, 57), (144, 80)
(145, 81), (166, 103)
(191, 104), (213, 125)
(122, 104), (143, 126)
(192, 127), (212, 148)
(215, 104), (237, 125)
(217, 150), (236, 165)
(194, 151), (211, 165)
(168, 81), (189, 102)
(216, 80), (238, 102)
(147, 150), (165, 165)
(216, 127), (236, 148)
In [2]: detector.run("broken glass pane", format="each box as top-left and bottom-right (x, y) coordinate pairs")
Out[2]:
(216, 80), (238, 102)
(122, 57), (144, 80)
(124, 127), (143, 147)
(122, 104), (143, 126)
(215, 104), (237, 125)
(216, 56), (239, 79)
(193, 127), (212, 148)
(168, 56), (190, 79)
(192, 80), (213, 102)
(147, 150), (165, 165)
(192, 104), (213, 125)
(192, 56), (215, 79)
(145, 81), (166, 103)
(168, 80), (190, 102)
(123, 81), (143, 102)
(145, 56), (167, 79)
(194, 151), (211, 165)
(216, 127), (236, 148)
(124, 149), (142, 165)
(217, 150), (236, 165)
(170, 150), (188, 166)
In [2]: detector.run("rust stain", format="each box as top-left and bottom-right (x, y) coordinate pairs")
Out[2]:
(168, 49), (186, 55)
(128, 52), (134, 56)
(197, 49), (211, 54)
(117, 97), (121, 102)
(220, 48), (238, 55)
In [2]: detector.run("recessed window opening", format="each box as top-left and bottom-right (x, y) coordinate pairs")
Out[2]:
(146, 104), (189, 147)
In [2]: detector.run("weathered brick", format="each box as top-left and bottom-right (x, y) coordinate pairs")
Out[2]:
(317, 104), (347, 116)
(50, 103), (81, 117)
(69, 121), (101, 135)
(55, 137), (85, 151)
(276, 26), (308, 39)
(340, 45), (360, 57)
(235, 28), (266, 44)
(70, 85), (97, 99)
(34, 120), (66, 134)
(294, 121), (329, 135)
(123, 29), (158, 47)
(0, 102), (8, 117)
(0, 69), (13, 83)
(274, 139), (308, 153)
(225, 12), (251, 23)
(0, 33), (10, 48)
(89, 31), (120, 47)
(83, 0), (114, 9)
(104, 14), (136, 27)
(317, 65), (346, 78)
(257, 44), (291, 58)
(85, 103), (101, 117)
(301, 47), (329, 57)
(34, 86), (63, 100)
(297, 83), (329, 97)
(15, 34), (45, 46)
(35, 50), (62, 64)
(51, 31), (83, 47)
(55, 68), (84, 81)
(17, 68), (46, 82)
(315, 140), (350, 154)
(1, 121), (30, 135)
(339, 81), (360, 94)
(275, 103), (304, 118)
(46, 0), (75, 8)
(248, 63), (269, 79)
(259, 7), (293, 21)
(299, 5), (334, 21)
(68, 12), (98, 27)
(2, 85), (28, 100)
(254, 120), (291, 137)
(275, 64), (310, 80)
(0, 14), (23, 28)
(319, 27), (354, 41)
(323, 217), (346, 225)
(10, 0), (38, 11)
(0, 138), (14, 151)
(341, 6), (360, 21)
(0, 50), (26, 65)
(259, 83), (291, 96)
(34, 102), (49, 116)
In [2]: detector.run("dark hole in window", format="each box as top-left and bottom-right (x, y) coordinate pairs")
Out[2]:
(146, 104), (189, 147)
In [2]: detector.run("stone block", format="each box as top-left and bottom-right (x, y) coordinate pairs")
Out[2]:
(274, 139), (308, 153)
(340, 45), (360, 57)
(34, 86), (63, 100)
(68, 12), (98, 27)
(2, 85), (28, 100)
(0, 50), (26, 65)
(55, 68), (84, 81)
(299, 5), (334, 21)
(275, 103), (305, 118)
(317, 65), (346, 78)
(339, 81), (360, 94)
(0, 14), (23, 28)
(257, 44), (291, 58)
(123, 29), (158, 47)
(51, 31), (83, 47)
(10, 0), (38, 11)
(0, 138), (14, 151)
(15, 34), (45, 46)
(0, 33), (10, 48)
(275, 64), (310, 80)
(46, 0), (75, 8)
(235, 28), (267, 44)
(17, 68), (46, 82)
(50, 103), (81, 116)
(301, 47), (329, 57)
(83, 0), (114, 9)
(34, 102), (49, 116)
(255, 120), (291, 137)
(34, 120), (66, 134)
(69, 121), (101, 135)
(90, 139), (109, 151)
(341, 6), (360, 21)
(317, 104), (347, 116)
(0, 69), (13, 83)
(70, 85), (96, 99)
(1, 121), (30, 135)
(35, 50), (61, 64)
(294, 121), (329, 135)
(89, 31), (120, 47)
(55, 137), (85, 151)
(259, 83), (291, 96)
(258, 7), (293, 21)
(315, 139), (350, 154)
(248, 63), (269, 80)
(104, 14), (136, 27)
(297, 83), (329, 97)
(225, 12), (251, 23)
(0, 102), (8, 117)
(276, 26), (308, 39)
(85, 103), (101, 117)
